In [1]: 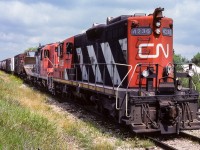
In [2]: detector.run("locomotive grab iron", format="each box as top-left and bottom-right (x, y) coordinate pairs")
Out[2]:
(1, 7), (200, 134)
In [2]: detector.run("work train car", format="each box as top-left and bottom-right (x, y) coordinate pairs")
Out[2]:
(1, 7), (200, 134)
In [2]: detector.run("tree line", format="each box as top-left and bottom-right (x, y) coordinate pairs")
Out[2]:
(174, 52), (200, 66)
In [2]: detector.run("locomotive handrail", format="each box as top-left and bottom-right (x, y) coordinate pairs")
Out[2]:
(73, 62), (132, 110)
(73, 63), (124, 91)
(176, 63), (200, 90)
(126, 64), (141, 89)
(46, 57), (55, 68)
(181, 63), (200, 81)
(124, 63), (140, 115)
(115, 63), (133, 110)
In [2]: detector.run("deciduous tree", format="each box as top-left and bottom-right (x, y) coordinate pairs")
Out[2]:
(191, 52), (200, 66)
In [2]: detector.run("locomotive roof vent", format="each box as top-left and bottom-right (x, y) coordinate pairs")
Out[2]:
(133, 13), (146, 17)
(92, 23), (104, 27)
(107, 15), (131, 25)
(106, 17), (114, 24)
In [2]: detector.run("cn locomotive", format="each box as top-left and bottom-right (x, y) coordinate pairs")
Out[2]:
(1, 7), (200, 134)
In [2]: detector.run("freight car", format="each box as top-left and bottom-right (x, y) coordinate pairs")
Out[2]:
(14, 53), (26, 76)
(1, 7), (200, 134)
(6, 58), (14, 73)
(0, 59), (6, 71)
(0, 58), (14, 73)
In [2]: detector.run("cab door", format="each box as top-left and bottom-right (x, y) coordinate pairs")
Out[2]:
(40, 49), (49, 77)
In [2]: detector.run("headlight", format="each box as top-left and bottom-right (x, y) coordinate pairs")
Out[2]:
(177, 84), (182, 91)
(155, 21), (161, 27)
(155, 28), (161, 35)
(165, 66), (173, 76)
(188, 69), (194, 77)
(142, 70), (149, 78)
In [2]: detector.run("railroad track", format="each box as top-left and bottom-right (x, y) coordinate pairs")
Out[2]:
(146, 131), (200, 150)
(146, 136), (177, 150)
(179, 131), (200, 144)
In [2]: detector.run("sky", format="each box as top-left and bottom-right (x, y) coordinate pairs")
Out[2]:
(0, 0), (200, 60)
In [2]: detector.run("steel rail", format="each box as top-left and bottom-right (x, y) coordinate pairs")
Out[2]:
(179, 131), (200, 144)
(146, 136), (177, 150)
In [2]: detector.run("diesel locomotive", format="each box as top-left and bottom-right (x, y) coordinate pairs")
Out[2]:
(1, 7), (200, 134)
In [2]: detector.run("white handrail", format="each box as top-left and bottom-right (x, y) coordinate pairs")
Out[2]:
(46, 57), (55, 67)
(124, 64), (140, 116)
(127, 64), (141, 88)
(115, 63), (133, 110)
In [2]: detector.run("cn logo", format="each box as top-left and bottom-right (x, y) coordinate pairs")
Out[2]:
(138, 43), (169, 58)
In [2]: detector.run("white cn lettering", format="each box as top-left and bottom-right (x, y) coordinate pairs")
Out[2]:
(138, 43), (169, 58)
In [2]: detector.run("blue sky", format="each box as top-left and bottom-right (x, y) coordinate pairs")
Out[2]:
(0, 0), (200, 60)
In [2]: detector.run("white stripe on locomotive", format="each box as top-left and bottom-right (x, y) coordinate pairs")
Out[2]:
(76, 47), (88, 81)
(101, 42), (121, 85)
(87, 45), (102, 83)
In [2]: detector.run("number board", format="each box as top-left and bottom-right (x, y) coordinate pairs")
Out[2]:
(131, 27), (152, 36)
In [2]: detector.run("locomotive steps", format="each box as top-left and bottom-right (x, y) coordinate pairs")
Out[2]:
(0, 71), (154, 149)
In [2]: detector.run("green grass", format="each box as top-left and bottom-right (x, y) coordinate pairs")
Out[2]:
(0, 73), (69, 149)
(0, 99), (58, 149)
(192, 75), (200, 92)
(0, 72), (70, 149)
(179, 74), (200, 93)
(0, 71), (153, 149)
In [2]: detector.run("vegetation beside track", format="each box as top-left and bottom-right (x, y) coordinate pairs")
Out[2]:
(0, 71), (153, 149)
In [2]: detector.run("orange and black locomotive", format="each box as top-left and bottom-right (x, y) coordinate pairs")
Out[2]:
(1, 8), (200, 134)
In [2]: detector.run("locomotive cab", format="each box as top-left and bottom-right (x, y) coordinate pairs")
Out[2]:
(54, 37), (75, 80)
(127, 7), (173, 89)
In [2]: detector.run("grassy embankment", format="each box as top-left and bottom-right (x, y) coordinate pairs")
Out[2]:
(0, 71), (153, 149)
